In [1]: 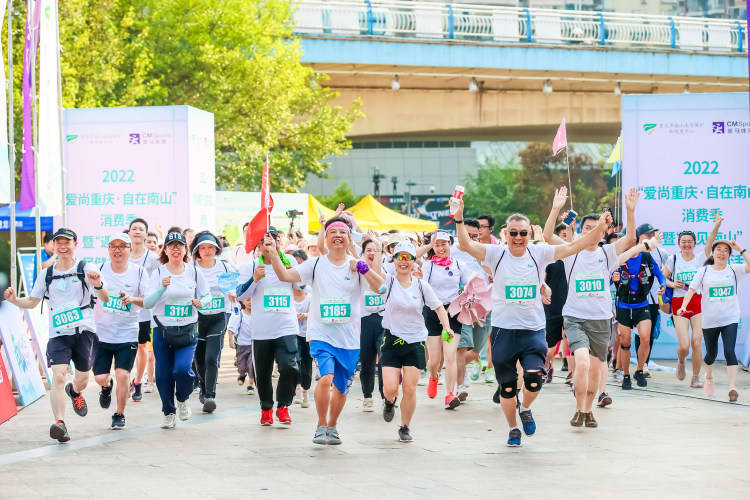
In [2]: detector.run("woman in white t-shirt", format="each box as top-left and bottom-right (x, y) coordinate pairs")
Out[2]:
(380, 242), (452, 442)
(358, 236), (386, 411)
(677, 239), (750, 402)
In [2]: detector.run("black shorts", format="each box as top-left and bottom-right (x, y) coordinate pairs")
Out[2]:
(138, 321), (152, 344)
(380, 331), (426, 370)
(545, 316), (564, 348)
(198, 312), (228, 339)
(46, 330), (98, 371)
(489, 327), (547, 384)
(616, 306), (651, 329)
(93, 342), (138, 375)
(422, 305), (462, 337)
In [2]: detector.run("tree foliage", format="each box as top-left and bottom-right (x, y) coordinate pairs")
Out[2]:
(320, 181), (362, 210)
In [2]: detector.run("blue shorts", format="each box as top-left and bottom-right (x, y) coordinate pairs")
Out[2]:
(309, 341), (359, 395)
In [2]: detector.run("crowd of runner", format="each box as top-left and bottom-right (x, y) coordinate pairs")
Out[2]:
(4, 188), (749, 446)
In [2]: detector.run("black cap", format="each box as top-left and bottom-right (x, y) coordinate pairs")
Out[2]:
(636, 223), (657, 238)
(267, 226), (279, 236)
(164, 232), (187, 246)
(52, 228), (77, 241)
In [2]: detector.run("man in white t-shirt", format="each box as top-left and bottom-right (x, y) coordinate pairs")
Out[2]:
(543, 187), (638, 428)
(4, 228), (110, 443)
(267, 216), (384, 446)
(454, 197), (612, 447)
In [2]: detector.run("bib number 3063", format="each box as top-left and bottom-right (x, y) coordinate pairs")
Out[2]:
(52, 306), (84, 329)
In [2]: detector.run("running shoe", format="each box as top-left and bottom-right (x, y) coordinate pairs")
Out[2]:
(99, 377), (113, 409)
(301, 391), (310, 408)
(363, 397), (374, 412)
(161, 413), (176, 429)
(565, 373), (573, 386)
(177, 401), (192, 421)
(111, 412), (126, 430)
(143, 382), (154, 393)
(518, 409), (536, 436)
(246, 385), (255, 395)
(633, 370), (647, 388)
(468, 361), (481, 382)
(444, 393), (460, 410)
(65, 383), (88, 417)
(492, 386), (501, 404)
(621, 374), (632, 390)
(276, 407), (292, 424)
(597, 392), (613, 408)
(613, 369), (624, 383)
(49, 420), (70, 443)
(132, 382), (143, 402)
(312, 426), (328, 445)
(293, 388), (303, 405)
(704, 377), (714, 397)
(326, 427), (342, 445)
(676, 359), (686, 381)
(485, 367), (495, 383)
(198, 390), (206, 405)
(690, 375), (703, 388)
(427, 376), (438, 399)
(584, 412), (598, 428)
(545, 365), (554, 384)
(417, 370), (427, 386)
(457, 385), (469, 402)
(237, 375), (246, 386)
(383, 398), (396, 422)
(562, 358), (569, 371)
(728, 389), (739, 402)
(398, 425), (413, 443)
(643, 366), (651, 378)
(570, 411), (585, 427)
(202, 398), (216, 414)
(260, 409), (273, 426)
(506, 428), (522, 447)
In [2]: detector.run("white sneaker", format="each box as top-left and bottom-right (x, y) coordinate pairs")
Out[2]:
(362, 397), (374, 412)
(417, 372), (427, 386)
(457, 384), (469, 401)
(301, 391), (310, 408)
(293, 388), (303, 405)
(614, 369), (624, 383)
(161, 413), (176, 429)
(177, 401), (192, 421)
(144, 382), (154, 394)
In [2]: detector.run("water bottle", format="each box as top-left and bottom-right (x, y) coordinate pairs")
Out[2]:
(449, 185), (464, 217)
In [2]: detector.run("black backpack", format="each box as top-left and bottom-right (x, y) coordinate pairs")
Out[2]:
(42, 261), (96, 311)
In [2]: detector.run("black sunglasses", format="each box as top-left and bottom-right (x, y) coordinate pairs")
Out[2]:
(508, 230), (529, 237)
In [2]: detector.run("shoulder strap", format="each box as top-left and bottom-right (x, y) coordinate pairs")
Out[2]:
(418, 279), (425, 305)
(672, 254), (677, 274)
(385, 275), (396, 302)
(527, 249), (541, 284)
(99, 263), (105, 271)
(142, 249), (150, 267)
(603, 246), (609, 270)
(222, 261), (228, 273)
(194, 263), (198, 299)
(730, 266), (738, 289)
(493, 249), (506, 276)
(566, 253), (579, 286)
(44, 265), (54, 293)
(312, 257), (321, 283)
(427, 261), (434, 282)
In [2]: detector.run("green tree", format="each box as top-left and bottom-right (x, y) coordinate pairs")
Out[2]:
(463, 156), (517, 224)
(320, 181), (362, 210)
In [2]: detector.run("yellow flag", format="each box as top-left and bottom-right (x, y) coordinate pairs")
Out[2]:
(606, 136), (622, 164)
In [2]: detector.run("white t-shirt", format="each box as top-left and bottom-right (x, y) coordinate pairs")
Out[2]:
(381, 275), (441, 343)
(94, 262), (147, 343)
(648, 247), (669, 305)
(424, 258), (473, 304)
(146, 264), (210, 327)
(296, 255), (371, 349)
(562, 244), (619, 320)
(452, 244), (489, 283)
(30, 260), (100, 338)
(689, 264), (747, 328)
(129, 249), (159, 323)
(228, 310), (253, 346)
(664, 252), (701, 299)
(193, 260), (237, 314)
(295, 295), (310, 338)
(482, 243), (556, 331)
(237, 260), (298, 340)
(233, 245), (254, 266)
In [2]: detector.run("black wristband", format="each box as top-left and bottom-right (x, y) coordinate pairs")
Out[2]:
(454, 220), (464, 224)
(643, 241), (651, 251)
(741, 249), (747, 255)
(94, 284), (104, 290)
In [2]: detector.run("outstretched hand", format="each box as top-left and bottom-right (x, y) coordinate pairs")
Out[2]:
(552, 186), (568, 211)
(625, 187), (640, 211)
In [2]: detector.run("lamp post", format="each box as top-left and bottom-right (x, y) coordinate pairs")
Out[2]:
(404, 180), (435, 216)
(372, 167), (386, 197)
(391, 176), (398, 195)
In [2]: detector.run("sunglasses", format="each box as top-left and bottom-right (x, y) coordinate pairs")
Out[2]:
(469, 234), (480, 241)
(508, 230), (529, 237)
(445, 267), (454, 277)
(109, 245), (130, 250)
(395, 253), (414, 261)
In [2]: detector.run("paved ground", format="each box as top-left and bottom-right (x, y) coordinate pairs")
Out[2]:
(1, 352), (749, 499)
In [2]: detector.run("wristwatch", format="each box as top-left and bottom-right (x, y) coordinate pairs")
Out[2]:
(94, 284), (104, 290)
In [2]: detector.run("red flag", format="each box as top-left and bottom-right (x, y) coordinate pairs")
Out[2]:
(552, 118), (567, 156)
(245, 153), (274, 253)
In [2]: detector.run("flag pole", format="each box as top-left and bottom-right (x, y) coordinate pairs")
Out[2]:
(54, 0), (66, 226)
(30, 0), (41, 279)
(8, 0), (17, 289)
(265, 152), (270, 231)
(565, 146), (573, 211)
(617, 133), (623, 229)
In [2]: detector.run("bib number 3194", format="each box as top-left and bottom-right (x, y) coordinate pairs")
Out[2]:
(103, 295), (132, 316)
(320, 297), (351, 324)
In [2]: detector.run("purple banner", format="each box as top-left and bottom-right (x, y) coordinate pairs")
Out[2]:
(19, 0), (40, 210)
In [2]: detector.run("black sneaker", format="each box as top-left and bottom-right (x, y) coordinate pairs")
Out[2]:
(383, 398), (397, 423)
(622, 374), (632, 390)
(198, 389), (206, 405)
(132, 382), (143, 402)
(237, 375), (246, 386)
(562, 358), (569, 372)
(492, 386), (501, 404)
(111, 413), (126, 430)
(202, 398), (216, 413)
(633, 370), (647, 388)
(99, 378), (113, 409)
(49, 420), (70, 443)
(398, 425), (413, 442)
(65, 383), (88, 417)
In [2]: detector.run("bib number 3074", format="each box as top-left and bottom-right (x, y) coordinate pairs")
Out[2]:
(505, 279), (536, 304)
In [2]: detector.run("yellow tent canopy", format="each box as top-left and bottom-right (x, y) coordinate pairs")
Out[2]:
(308, 195), (336, 233)
(349, 195), (437, 232)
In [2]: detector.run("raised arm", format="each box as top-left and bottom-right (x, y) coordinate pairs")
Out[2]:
(618, 232), (663, 266)
(730, 240), (750, 273)
(614, 187), (639, 255)
(705, 213), (723, 258)
(553, 211), (613, 260)
(264, 235), (302, 283)
(454, 199), (487, 263)
(3, 287), (41, 309)
(543, 186), (569, 245)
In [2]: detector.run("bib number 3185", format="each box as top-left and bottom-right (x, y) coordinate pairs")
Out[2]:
(320, 297), (351, 324)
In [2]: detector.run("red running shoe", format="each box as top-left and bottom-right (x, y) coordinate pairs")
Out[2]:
(260, 409), (273, 426)
(276, 407), (292, 424)
(444, 392), (460, 410)
(427, 376), (438, 399)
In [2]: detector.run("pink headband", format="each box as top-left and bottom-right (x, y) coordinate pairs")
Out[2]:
(325, 221), (351, 233)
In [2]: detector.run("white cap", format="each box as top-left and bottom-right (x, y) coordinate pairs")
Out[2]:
(393, 241), (416, 258)
(435, 231), (451, 242)
(110, 233), (132, 246)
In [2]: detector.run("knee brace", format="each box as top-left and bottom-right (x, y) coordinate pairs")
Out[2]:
(523, 371), (544, 393)
(500, 381), (518, 399)
(620, 344), (631, 351)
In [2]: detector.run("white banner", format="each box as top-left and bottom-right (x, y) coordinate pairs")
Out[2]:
(37, 0), (63, 215)
(0, 0), (10, 204)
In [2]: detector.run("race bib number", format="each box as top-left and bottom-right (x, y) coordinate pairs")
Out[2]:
(708, 282), (734, 302)
(102, 293), (133, 317)
(320, 297), (351, 324)
(675, 270), (696, 284)
(218, 272), (240, 293)
(504, 279), (536, 304)
(199, 296), (226, 314)
(264, 288), (291, 312)
(575, 274), (606, 298)
(364, 293), (384, 312)
(52, 304), (85, 329)
(165, 301), (193, 320)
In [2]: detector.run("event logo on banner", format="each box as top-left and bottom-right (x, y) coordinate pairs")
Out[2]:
(622, 93), (750, 362)
(0, 302), (45, 406)
(0, 353), (18, 424)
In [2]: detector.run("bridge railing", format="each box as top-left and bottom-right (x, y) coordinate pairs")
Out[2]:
(293, 0), (747, 53)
